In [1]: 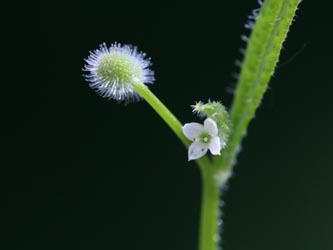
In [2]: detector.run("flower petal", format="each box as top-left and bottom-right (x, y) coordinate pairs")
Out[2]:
(204, 118), (218, 136)
(182, 123), (204, 140)
(208, 136), (221, 155)
(188, 141), (208, 161)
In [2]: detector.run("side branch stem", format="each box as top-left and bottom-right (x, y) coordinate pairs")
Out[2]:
(133, 84), (211, 168)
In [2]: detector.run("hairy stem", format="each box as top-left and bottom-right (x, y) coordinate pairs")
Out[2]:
(199, 165), (220, 250)
(215, 0), (301, 175)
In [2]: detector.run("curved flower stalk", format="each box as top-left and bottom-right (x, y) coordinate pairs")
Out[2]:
(83, 42), (211, 167)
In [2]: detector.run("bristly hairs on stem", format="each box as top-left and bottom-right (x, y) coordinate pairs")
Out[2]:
(214, 0), (302, 176)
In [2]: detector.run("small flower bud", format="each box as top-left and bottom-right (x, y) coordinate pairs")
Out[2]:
(83, 43), (155, 103)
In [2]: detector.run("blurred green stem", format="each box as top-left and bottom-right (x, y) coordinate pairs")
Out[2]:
(199, 165), (220, 250)
(214, 0), (301, 174)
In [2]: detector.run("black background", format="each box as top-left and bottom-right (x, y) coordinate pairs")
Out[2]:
(4, 1), (333, 250)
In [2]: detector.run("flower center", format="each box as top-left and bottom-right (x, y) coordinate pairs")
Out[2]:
(199, 132), (211, 145)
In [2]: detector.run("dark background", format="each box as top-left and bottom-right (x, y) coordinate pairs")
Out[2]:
(4, 1), (333, 250)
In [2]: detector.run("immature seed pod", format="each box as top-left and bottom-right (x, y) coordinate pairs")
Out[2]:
(83, 43), (155, 103)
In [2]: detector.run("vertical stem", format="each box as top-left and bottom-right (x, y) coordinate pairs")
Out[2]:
(199, 165), (220, 250)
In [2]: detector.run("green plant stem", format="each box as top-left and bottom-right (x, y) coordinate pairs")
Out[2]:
(133, 83), (211, 168)
(135, 2), (301, 249)
(214, 0), (301, 174)
(199, 165), (220, 250)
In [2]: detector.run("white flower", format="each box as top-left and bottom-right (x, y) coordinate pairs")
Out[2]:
(83, 43), (154, 103)
(182, 118), (224, 161)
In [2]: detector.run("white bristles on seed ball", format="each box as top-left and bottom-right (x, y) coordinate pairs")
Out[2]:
(83, 43), (155, 103)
